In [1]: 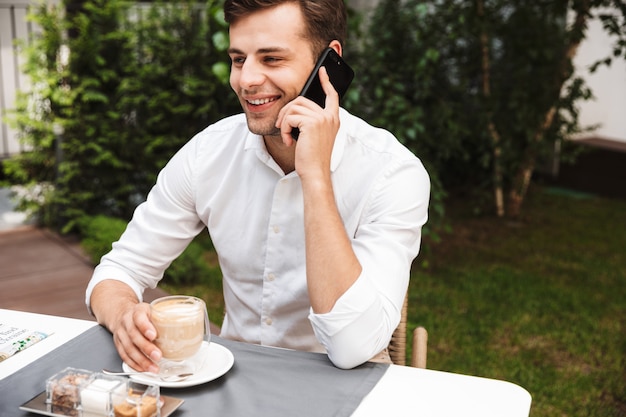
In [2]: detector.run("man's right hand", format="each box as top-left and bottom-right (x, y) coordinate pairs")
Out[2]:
(90, 280), (162, 373)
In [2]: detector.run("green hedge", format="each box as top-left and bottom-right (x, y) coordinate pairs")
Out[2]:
(4, 0), (239, 232)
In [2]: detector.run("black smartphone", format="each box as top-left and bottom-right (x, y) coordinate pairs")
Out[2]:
(291, 47), (355, 140)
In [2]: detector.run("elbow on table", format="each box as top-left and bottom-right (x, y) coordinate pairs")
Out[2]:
(311, 295), (398, 369)
(326, 344), (379, 370)
(328, 353), (366, 370)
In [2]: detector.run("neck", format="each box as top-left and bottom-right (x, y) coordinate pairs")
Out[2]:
(264, 135), (296, 174)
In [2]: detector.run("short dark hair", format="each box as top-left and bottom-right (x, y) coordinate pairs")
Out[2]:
(223, 0), (347, 58)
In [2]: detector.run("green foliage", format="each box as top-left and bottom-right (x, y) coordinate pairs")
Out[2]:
(78, 215), (128, 263)
(4, 0), (239, 232)
(345, 0), (625, 220)
(165, 232), (223, 289)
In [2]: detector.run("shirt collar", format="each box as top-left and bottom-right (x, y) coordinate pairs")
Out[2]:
(244, 131), (265, 152)
(242, 108), (350, 173)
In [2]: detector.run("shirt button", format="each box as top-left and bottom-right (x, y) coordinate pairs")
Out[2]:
(267, 273), (276, 282)
(272, 225), (280, 233)
(265, 318), (273, 326)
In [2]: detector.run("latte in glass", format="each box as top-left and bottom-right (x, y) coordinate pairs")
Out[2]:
(150, 296), (208, 362)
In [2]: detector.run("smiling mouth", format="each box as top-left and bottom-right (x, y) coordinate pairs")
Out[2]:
(247, 97), (278, 106)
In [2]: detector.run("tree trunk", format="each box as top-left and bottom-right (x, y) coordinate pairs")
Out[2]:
(476, 0), (505, 217)
(508, 107), (556, 217)
(507, 1), (590, 218)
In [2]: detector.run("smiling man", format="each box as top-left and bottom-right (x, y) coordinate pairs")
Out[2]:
(86, 0), (430, 371)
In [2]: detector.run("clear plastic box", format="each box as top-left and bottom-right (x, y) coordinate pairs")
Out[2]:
(45, 367), (92, 416)
(80, 373), (127, 417)
(112, 381), (160, 417)
(45, 367), (161, 417)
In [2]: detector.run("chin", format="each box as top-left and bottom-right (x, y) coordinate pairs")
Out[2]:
(245, 118), (281, 137)
(249, 126), (282, 137)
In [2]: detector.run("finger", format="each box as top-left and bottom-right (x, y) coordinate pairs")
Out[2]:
(115, 305), (161, 373)
(134, 303), (157, 341)
(113, 328), (158, 373)
(131, 304), (162, 365)
(274, 97), (296, 144)
(320, 67), (339, 111)
(279, 114), (298, 146)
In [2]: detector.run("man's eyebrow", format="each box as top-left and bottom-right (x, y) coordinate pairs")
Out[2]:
(257, 47), (290, 54)
(227, 47), (291, 55)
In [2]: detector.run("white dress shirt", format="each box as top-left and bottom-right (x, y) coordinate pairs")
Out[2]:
(86, 108), (430, 369)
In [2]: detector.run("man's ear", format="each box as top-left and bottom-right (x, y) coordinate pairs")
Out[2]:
(328, 40), (342, 56)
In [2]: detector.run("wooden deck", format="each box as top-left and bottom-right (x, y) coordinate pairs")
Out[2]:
(0, 227), (169, 321)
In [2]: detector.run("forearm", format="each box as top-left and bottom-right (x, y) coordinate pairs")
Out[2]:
(302, 176), (362, 313)
(305, 158), (430, 367)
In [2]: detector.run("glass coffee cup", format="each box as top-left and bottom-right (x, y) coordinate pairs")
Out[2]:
(150, 295), (210, 377)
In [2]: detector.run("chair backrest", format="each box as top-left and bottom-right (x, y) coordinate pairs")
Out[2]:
(388, 296), (408, 366)
(412, 326), (428, 369)
(388, 295), (428, 368)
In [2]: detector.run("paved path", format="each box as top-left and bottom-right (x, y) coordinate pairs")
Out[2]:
(0, 226), (168, 321)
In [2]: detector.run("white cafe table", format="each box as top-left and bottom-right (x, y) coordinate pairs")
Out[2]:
(0, 309), (532, 417)
(0, 309), (97, 380)
(353, 362), (532, 416)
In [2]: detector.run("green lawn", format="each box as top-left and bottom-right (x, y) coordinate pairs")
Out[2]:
(162, 186), (626, 416)
(411, 187), (626, 417)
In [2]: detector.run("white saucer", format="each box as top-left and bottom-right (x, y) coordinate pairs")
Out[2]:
(122, 341), (234, 388)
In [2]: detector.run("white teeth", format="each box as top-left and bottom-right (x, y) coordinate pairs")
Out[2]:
(248, 97), (275, 105)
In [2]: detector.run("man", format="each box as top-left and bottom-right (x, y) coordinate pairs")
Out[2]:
(86, 0), (430, 371)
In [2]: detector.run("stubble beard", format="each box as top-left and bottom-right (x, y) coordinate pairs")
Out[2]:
(244, 111), (282, 138)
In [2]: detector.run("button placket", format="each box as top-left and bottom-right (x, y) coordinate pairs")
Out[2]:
(260, 175), (301, 344)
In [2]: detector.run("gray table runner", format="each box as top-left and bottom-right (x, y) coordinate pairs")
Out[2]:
(0, 325), (389, 416)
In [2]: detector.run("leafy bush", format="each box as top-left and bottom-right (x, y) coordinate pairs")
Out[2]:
(78, 215), (128, 264)
(166, 237), (223, 289)
(4, 0), (239, 232)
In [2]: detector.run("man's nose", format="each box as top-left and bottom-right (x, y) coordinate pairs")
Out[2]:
(239, 60), (265, 89)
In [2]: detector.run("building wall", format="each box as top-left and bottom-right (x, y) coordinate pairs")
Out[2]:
(572, 12), (626, 144)
(0, 0), (36, 158)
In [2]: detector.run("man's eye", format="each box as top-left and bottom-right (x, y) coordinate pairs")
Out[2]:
(231, 57), (245, 66)
(264, 56), (280, 63)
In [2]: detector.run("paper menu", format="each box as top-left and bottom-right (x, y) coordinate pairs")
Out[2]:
(0, 322), (50, 362)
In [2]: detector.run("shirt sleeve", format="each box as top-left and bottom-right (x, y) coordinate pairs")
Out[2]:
(85, 137), (206, 310)
(308, 158), (430, 369)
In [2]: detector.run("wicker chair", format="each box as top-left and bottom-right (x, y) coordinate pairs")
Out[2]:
(388, 296), (428, 368)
